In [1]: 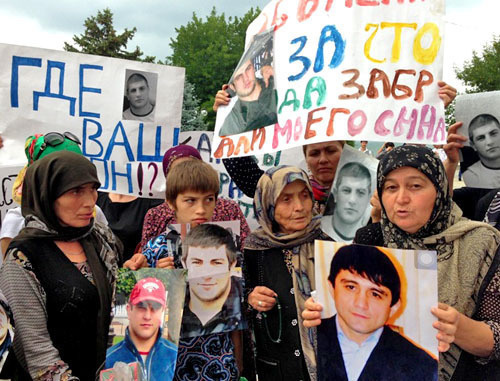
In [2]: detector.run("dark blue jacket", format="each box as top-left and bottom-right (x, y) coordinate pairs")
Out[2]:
(106, 327), (177, 381)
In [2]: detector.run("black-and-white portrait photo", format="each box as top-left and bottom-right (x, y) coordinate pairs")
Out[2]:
(123, 69), (158, 122)
(456, 91), (500, 188)
(217, 29), (277, 137)
(321, 145), (378, 243)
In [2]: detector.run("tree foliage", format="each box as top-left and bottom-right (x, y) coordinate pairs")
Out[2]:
(455, 35), (500, 93)
(168, 7), (260, 129)
(64, 8), (155, 62)
(181, 81), (208, 131)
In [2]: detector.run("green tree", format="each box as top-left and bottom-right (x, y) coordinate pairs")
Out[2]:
(65, 8), (208, 131)
(181, 81), (208, 131)
(64, 8), (155, 62)
(168, 7), (260, 129)
(455, 35), (500, 93)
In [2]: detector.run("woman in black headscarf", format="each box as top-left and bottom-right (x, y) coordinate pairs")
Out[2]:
(303, 145), (500, 380)
(0, 151), (120, 380)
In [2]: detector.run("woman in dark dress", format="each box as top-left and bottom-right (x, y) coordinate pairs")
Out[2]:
(244, 165), (327, 380)
(0, 151), (120, 380)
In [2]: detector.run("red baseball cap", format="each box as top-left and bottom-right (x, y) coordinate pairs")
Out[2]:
(129, 277), (166, 307)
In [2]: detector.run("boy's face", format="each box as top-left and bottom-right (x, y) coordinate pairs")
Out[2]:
(471, 122), (500, 161)
(329, 269), (400, 344)
(169, 190), (216, 227)
(127, 301), (164, 344)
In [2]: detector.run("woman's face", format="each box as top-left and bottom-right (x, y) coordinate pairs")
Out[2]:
(53, 182), (98, 227)
(381, 167), (437, 234)
(304, 142), (343, 187)
(274, 180), (313, 234)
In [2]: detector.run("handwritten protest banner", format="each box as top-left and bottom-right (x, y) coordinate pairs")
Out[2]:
(0, 43), (184, 196)
(213, 0), (446, 158)
(0, 165), (22, 232)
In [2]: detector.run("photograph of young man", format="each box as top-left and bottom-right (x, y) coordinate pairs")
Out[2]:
(317, 245), (437, 381)
(123, 72), (155, 122)
(218, 31), (277, 137)
(323, 162), (372, 243)
(106, 277), (177, 381)
(181, 223), (243, 337)
(463, 114), (500, 188)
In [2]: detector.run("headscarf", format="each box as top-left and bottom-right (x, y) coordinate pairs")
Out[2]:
(12, 134), (83, 204)
(245, 165), (323, 380)
(15, 150), (100, 242)
(161, 145), (202, 176)
(8, 151), (119, 368)
(377, 145), (500, 380)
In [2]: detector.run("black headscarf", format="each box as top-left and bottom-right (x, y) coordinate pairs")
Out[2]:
(15, 150), (100, 242)
(377, 145), (452, 248)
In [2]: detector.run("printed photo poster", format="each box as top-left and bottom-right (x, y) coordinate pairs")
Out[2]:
(314, 241), (438, 379)
(168, 221), (247, 339)
(105, 268), (187, 380)
(0, 165), (22, 233)
(213, 0), (446, 159)
(321, 145), (378, 243)
(455, 91), (500, 188)
(0, 43), (185, 197)
(216, 29), (277, 138)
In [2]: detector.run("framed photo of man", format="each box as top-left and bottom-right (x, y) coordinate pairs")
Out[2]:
(456, 91), (500, 188)
(314, 241), (438, 381)
(321, 145), (378, 243)
(122, 69), (159, 123)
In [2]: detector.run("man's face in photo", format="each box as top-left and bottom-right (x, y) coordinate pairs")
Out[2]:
(333, 176), (371, 225)
(185, 245), (235, 303)
(127, 78), (150, 109)
(127, 300), (164, 343)
(232, 60), (257, 98)
(330, 270), (399, 343)
(471, 122), (500, 161)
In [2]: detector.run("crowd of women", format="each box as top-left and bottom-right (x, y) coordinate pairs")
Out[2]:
(0, 79), (498, 381)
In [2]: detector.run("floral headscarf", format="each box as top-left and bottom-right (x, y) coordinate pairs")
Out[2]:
(161, 145), (202, 177)
(377, 145), (452, 247)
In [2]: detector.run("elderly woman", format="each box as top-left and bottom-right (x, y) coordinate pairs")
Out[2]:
(244, 165), (328, 380)
(303, 145), (500, 380)
(0, 151), (119, 380)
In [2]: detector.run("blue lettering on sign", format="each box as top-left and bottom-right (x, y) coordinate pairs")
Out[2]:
(137, 124), (163, 162)
(198, 132), (220, 164)
(33, 60), (76, 116)
(104, 121), (134, 161)
(11, 56), (42, 107)
(82, 118), (104, 158)
(79, 64), (103, 118)
(288, 36), (310, 82)
(314, 25), (345, 72)
(111, 161), (132, 193)
(90, 158), (109, 189)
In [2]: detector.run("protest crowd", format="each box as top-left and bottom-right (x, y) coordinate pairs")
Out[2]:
(0, 4), (500, 381)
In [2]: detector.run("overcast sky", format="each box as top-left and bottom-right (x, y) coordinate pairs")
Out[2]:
(0, 0), (499, 90)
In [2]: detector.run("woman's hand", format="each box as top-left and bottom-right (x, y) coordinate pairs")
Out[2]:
(302, 297), (323, 328)
(123, 253), (148, 270)
(432, 303), (460, 352)
(156, 256), (175, 269)
(248, 286), (277, 312)
(213, 84), (231, 112)
(370, 192), (382, 223)
(438, 81), (457, 108)
(444, 122), (467, 164)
